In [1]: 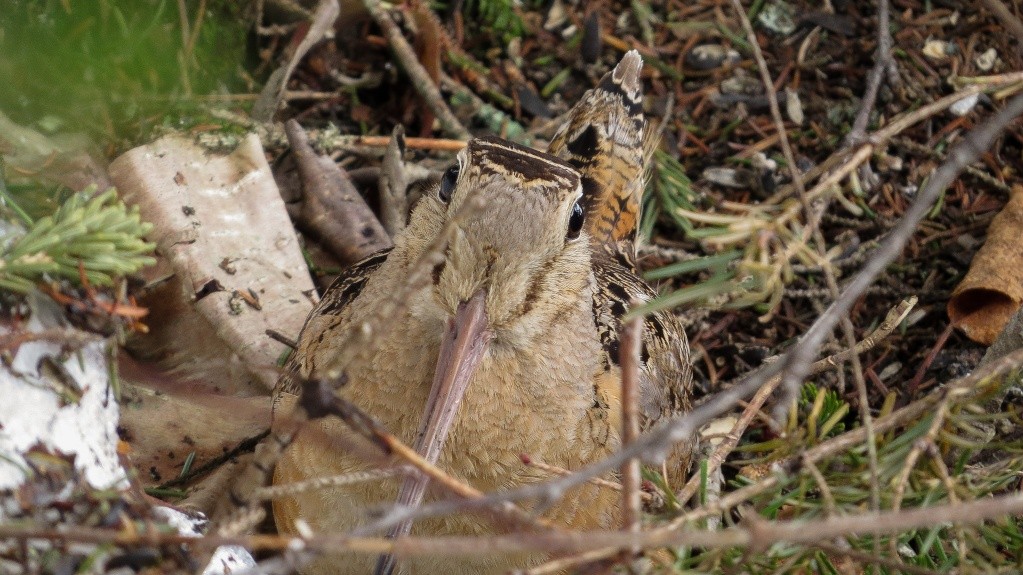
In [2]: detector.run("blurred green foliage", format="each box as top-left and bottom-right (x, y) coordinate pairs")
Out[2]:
(0, 0), (249, 141)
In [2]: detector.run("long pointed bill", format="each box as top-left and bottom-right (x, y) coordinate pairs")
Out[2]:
(375, 288), (491, 575)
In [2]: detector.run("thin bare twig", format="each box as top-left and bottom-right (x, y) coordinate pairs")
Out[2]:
(981, 0), (1023, 55)
(10, 490), (1023, 559)
(768, 72), (1023, 206)
(252, 0), (340, 121)
(671, 297), (916, 511)
(727, 2), (883, 536)
(668, 347), (1023, 530)
(846, 0), (896, 146)
(355, 135), (467, 151)
(619, 315), (643, 543)
(520, 456), (652, 502)
(768, 88), (1023, 513)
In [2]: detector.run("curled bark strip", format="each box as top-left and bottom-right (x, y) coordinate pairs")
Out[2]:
(284, 120), (392, 265)
(948, 185), (1023, 345)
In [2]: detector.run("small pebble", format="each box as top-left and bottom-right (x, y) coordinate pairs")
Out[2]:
(544, 0), (567, 31)
(685, 44), (733, 70)
(950, 93), (980, 116)
(720, 73), (763, 96)
(922, 38), (956, 60)
(757, 0), (796, 35)
(785, 87), (804, 125)
(703, 167), (759, 190)
(976, 47), (997, 71)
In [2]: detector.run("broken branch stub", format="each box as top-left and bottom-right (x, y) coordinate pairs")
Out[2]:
(379, 125), (409, 236)
(284, 120), (393, 264)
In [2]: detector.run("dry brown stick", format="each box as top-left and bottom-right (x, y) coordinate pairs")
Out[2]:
(520, 548), (624, 575)
(846, 0), (896, 146)
(925, 438), (968, 563)
(802, 457), (837, 516)
(727, 8), (880, 527)
(285, 119), (393, 265)
(355, 135), (467, 151)
(252, 0), (340, 121)
(520, 456), (652, 502)
(619, 316), (643, 537)
(886, 398), (960, 560)
(10, 490), (1023, 559)
(762, 89), (1023, 508)
(363, 0), (470, 140)
(671, 296), (917, 511)
(725, 8), (872, 507)
(726, 0), (806, 204)
(766, 72), (1023, 207)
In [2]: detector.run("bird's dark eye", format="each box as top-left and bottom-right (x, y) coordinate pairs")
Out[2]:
(439, 164), (459, 202)
(566, 201), (585, 240)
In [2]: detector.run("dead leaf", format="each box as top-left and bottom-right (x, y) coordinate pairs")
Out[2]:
(948, 185), (1023, 345)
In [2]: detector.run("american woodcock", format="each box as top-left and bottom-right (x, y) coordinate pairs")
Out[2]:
(270, 51), (693, 574)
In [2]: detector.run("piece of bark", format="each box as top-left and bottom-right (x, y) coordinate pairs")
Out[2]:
(948, 185), (1023, 345)
(109, 134), (315, 393)
(378, 125), (409, 236)
(0, 294), (124, 490)
(285, 120), (392, 264)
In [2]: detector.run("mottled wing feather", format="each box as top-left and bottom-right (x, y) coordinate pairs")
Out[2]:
(591, 246), (692, 423)
(275, 248), (392, 396)
(552, 51), (694, 473)
(590, 245), (693, 474)
(547, 51), (646, 245)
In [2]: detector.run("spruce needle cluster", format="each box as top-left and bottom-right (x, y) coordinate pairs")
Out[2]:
(1, 187), (155, 294)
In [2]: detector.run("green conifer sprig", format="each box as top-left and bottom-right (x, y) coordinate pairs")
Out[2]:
(1, 187), (155, 294)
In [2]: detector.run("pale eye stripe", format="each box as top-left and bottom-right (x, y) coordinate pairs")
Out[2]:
(470, 136), (580, 190)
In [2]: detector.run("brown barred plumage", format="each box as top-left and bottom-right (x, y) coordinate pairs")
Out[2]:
(217, 52), (693, 575)
(547, 50), (646, 245)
